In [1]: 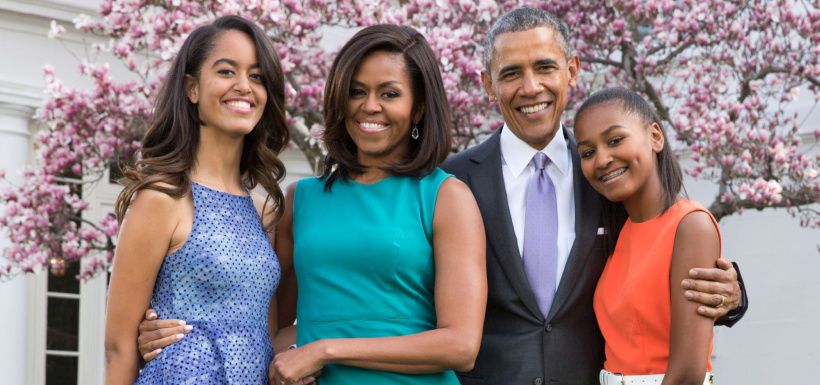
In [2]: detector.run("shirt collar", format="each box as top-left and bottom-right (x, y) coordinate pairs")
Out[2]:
(500, 123), (570, 179)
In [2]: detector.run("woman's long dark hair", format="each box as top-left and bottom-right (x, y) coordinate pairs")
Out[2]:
(321, 24), (452, 190)
(115, 16), (288, 231)
(575, 87), (684, 254)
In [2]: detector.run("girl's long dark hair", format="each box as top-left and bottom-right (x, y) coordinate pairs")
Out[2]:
(575, 87), (684, 254)
(115, 16), (288, 231)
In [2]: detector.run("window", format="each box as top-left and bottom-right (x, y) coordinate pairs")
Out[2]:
(45, 261), (80, 385)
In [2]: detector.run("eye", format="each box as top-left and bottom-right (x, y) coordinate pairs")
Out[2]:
(217, 69), (234, 76)
(580, 148), (595, 159)
(349, 88), (366, 97)
(499, 71), (518, 80)
(608, 136), (624, 146)
(382, 91), (400, 99)
(249, 73), (264, 83)
(536, 64), (556, 73)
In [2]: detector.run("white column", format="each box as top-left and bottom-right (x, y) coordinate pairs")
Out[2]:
(0, 102), (35, 385)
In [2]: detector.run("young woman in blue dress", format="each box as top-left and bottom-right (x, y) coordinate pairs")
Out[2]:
(266, 25), (487, 385)
(104, 16), (292, 384)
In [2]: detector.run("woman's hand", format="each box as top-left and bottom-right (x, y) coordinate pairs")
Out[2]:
(269, 342), (324, 385)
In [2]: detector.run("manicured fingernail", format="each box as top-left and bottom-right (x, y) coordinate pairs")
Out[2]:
(684, 290), (694, 298)
(176, 333), (185, 340)
(154, 348), (162, 354)
(184, 325), (193, 332)
(690, 269), (698, 277)
(178, 320), (186, 326)
(682, 280), (691, 288)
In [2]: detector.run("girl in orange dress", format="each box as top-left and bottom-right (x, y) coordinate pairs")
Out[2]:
(573, 88), (720, 385)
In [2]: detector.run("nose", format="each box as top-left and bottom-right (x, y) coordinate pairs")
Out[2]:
(234, 75), (251, 93)
(361, 93), (381, 114)
(594, 147), (613, 170)
(519, 71), (544, 97)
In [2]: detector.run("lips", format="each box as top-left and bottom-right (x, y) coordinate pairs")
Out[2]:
(517, 101), (552, 115)
(356, 120), (389, 133)
(222, 98), (255, 113)
(599, 167), (627, 182)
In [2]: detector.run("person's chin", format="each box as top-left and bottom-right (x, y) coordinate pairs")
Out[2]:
(601, 186), (631, 203)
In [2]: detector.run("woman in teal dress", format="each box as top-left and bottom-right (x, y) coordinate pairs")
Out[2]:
(269, 25), (487, 385)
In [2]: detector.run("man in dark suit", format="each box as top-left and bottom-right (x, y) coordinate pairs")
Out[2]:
(441, 7), (747, 385)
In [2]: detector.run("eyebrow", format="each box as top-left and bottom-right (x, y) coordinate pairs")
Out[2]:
(576, 124), (624, 147)
(350, 80), (403, 88)
(211, 58), (260, 69)
(497, 58), (559, 76)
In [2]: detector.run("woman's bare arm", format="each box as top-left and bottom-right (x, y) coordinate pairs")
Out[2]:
(663, 211), (720, 385)
(104, 189), (184, 384)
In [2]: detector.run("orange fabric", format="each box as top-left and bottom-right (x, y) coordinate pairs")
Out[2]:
(593, 199), (719, 374)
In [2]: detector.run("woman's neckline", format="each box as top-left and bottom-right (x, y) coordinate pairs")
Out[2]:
(627, 199), (687, 225)
(346, 174), (398, 186)
(192, 180), (251, 198)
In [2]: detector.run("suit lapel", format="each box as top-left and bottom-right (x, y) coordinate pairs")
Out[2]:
(469, 132), (544, 321)
(547, 128), (601, 321)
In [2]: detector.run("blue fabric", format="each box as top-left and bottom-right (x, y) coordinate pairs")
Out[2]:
(136, 182), (280, 385)
(293, 168), (460, 385)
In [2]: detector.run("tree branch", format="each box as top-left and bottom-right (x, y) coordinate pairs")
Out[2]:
(708, 190), (820, 222)
(654, 39), (694, 67)
(579, 56), (621, 67)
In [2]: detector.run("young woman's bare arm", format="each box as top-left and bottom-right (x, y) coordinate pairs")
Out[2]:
(662, 211), (720, 385)
(270, 178), (487, 384)
(274, 183), (298, 330)
(104, 189), (185, 384)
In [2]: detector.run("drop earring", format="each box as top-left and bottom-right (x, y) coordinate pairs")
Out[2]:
(411, 124), (419, 140)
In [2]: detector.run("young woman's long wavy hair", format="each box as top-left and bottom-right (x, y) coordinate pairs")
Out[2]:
(115, 16), (288, 231)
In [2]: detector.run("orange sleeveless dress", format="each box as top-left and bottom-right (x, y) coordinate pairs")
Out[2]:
(593, 199), (719, 374)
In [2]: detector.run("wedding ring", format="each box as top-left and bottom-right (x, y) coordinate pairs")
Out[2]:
(717, 294), (726, 308)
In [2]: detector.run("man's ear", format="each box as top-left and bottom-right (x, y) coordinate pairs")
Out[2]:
(649, 122), (664, 153)
(481, 71), (495, 102)
(567, 55), (580, 89)
(185, 74), (199, 104)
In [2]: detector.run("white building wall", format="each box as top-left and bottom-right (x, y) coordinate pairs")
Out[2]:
(685, 170), (820, 384)
(0, 102), (36, 385)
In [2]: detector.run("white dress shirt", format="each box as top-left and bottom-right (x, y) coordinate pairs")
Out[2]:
(500, 125), (576, 286)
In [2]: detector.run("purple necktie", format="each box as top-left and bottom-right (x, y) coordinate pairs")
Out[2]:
(523, 152), (558, 318)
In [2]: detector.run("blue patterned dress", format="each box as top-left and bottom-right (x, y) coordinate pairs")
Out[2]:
(135, 182), (280, 385)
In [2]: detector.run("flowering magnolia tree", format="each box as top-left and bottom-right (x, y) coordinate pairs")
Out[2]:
(1, 0), (817, 279)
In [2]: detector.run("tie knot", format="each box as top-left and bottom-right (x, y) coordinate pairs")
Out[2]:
(532, 152), (549, 171)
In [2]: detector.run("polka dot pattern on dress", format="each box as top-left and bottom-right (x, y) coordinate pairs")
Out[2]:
(135, 182), (280, 385)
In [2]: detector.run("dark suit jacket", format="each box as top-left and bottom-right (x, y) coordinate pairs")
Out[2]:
(442, 127), (608, 385)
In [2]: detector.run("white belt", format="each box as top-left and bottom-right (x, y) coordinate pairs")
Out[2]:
(599, 369), (714, 385)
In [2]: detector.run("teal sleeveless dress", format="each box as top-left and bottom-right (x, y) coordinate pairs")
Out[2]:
(293, 168), (460, 385)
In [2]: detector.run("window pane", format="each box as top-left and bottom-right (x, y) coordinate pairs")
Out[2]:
(46, 355), (77, 385)
(47, 261), (80, 294)
(109, 160), (124, 184)
(46, 297), (79, 351)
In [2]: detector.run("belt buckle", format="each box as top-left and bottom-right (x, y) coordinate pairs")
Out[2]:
(615, 372), (625, 385)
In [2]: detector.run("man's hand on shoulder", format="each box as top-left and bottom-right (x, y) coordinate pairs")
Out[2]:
(137, 308), (192, 362)
(681, 257), (742, 319)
